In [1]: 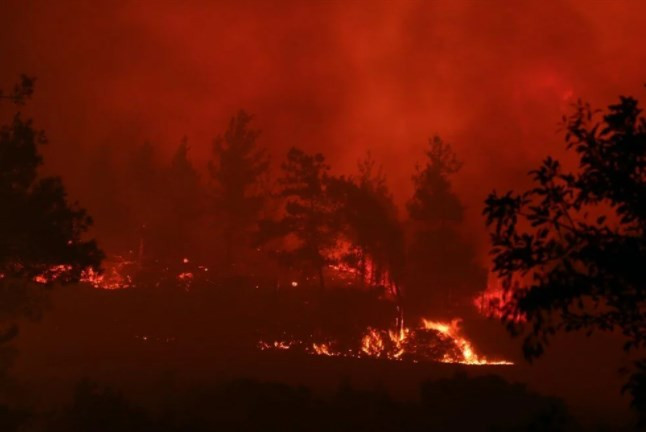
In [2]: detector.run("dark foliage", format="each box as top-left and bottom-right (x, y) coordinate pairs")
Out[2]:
(407, 136), (464, 225)
(159, 138), (205, 261)
(258, 148), (339, 290)
(327, 153), (405, 291)
(0, 77), (103, 353)
(208, 111), (269, 272)
(0, 74), (34, 105)
(0, 114), (103, 282)
(484, 95), (646, 421)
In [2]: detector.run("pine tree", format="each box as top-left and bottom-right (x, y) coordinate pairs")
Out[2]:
(405, 136), (485, 317)
(161, 137), (204, 261)
(208, 111), (269, 273)
(328, 153), (404, 292)
(258, 148), (338, 290)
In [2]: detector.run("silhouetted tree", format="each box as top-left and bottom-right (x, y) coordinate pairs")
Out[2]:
(484, 95), (646, 421)
(82, 144), (131, 252)
(124, 142), (163, 264)
(208, 111), (269, 273)
(0, 74), (33, 105)
(405, 136), (485, 317)
(161, 138), (204, 260)
(408, 136), (463, 225)
(328, 153), (404, 293)
(258, 148), (338, 290)
(0, 76), (102, 346)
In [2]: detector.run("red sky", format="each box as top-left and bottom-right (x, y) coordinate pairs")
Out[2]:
(2, 0), (646, 258)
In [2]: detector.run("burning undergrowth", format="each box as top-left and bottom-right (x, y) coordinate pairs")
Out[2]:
(26, 255), (513, 367)
(258, 317), (512, 366)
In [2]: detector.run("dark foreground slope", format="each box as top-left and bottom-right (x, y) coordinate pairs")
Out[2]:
(4, 283), (639, 430)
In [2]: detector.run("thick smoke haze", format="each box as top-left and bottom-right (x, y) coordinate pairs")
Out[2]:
(2, 0), (646, 258)
(1, 2), (645, 428)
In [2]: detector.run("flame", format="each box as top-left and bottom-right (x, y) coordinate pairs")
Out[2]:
(32, 264), (73, 284)
(31, 255), (210, 290)
(29, 256), (512, 367)
(259, 317), (513, 366)
(311, 343), (333, 356)
(80, 257), (135, 290)
(258, 340), (294, 350)
(361, 328), (386, 357)
(421, 318), (511, 365)
(473, 272), (526, 323)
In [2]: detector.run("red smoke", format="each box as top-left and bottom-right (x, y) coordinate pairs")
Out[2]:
(1, 0), (645, 259)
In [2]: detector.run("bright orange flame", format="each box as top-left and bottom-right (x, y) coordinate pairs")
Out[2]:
(260, 317), (512, 366)
(311, 343), (333, 356)
(361, 328), (386, 357)
(421, 318), (511, 365)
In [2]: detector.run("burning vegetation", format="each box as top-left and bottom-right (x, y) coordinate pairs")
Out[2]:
(259, 316), (512, 365)
(0, 84), (516, 370)
(2, 66), (645, 429)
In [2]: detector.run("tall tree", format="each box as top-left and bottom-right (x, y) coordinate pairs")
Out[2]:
(124, 141), (163, 264)
(258, 148), (338, 290)
(484, 95), (646, 421)
(328, 153), (404, 292)
(0, 76), (102, 345)
(405, 136), (485, 317)
(82, 144), (130, 252)
(407, 135), (464, 225)
(161, 137), (204, 260)
(208, 111), (269, 273)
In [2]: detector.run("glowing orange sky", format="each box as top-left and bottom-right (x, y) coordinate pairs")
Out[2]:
(2, 0), (646, 257)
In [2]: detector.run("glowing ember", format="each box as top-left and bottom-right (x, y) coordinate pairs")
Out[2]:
(177, 272), (193, 280)
(177, 271), (194, 290)
(32, 264), (73, 284)
(257, 340), (294, 350)
(311, 343), (333, 356)
(80, 257), (135, 290)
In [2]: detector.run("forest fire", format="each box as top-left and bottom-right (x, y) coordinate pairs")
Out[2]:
(31, 257), (513, 367)
(2, 1), (646, 428)
(259, 317), (513, 366)
(30, 258), (136, 289)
